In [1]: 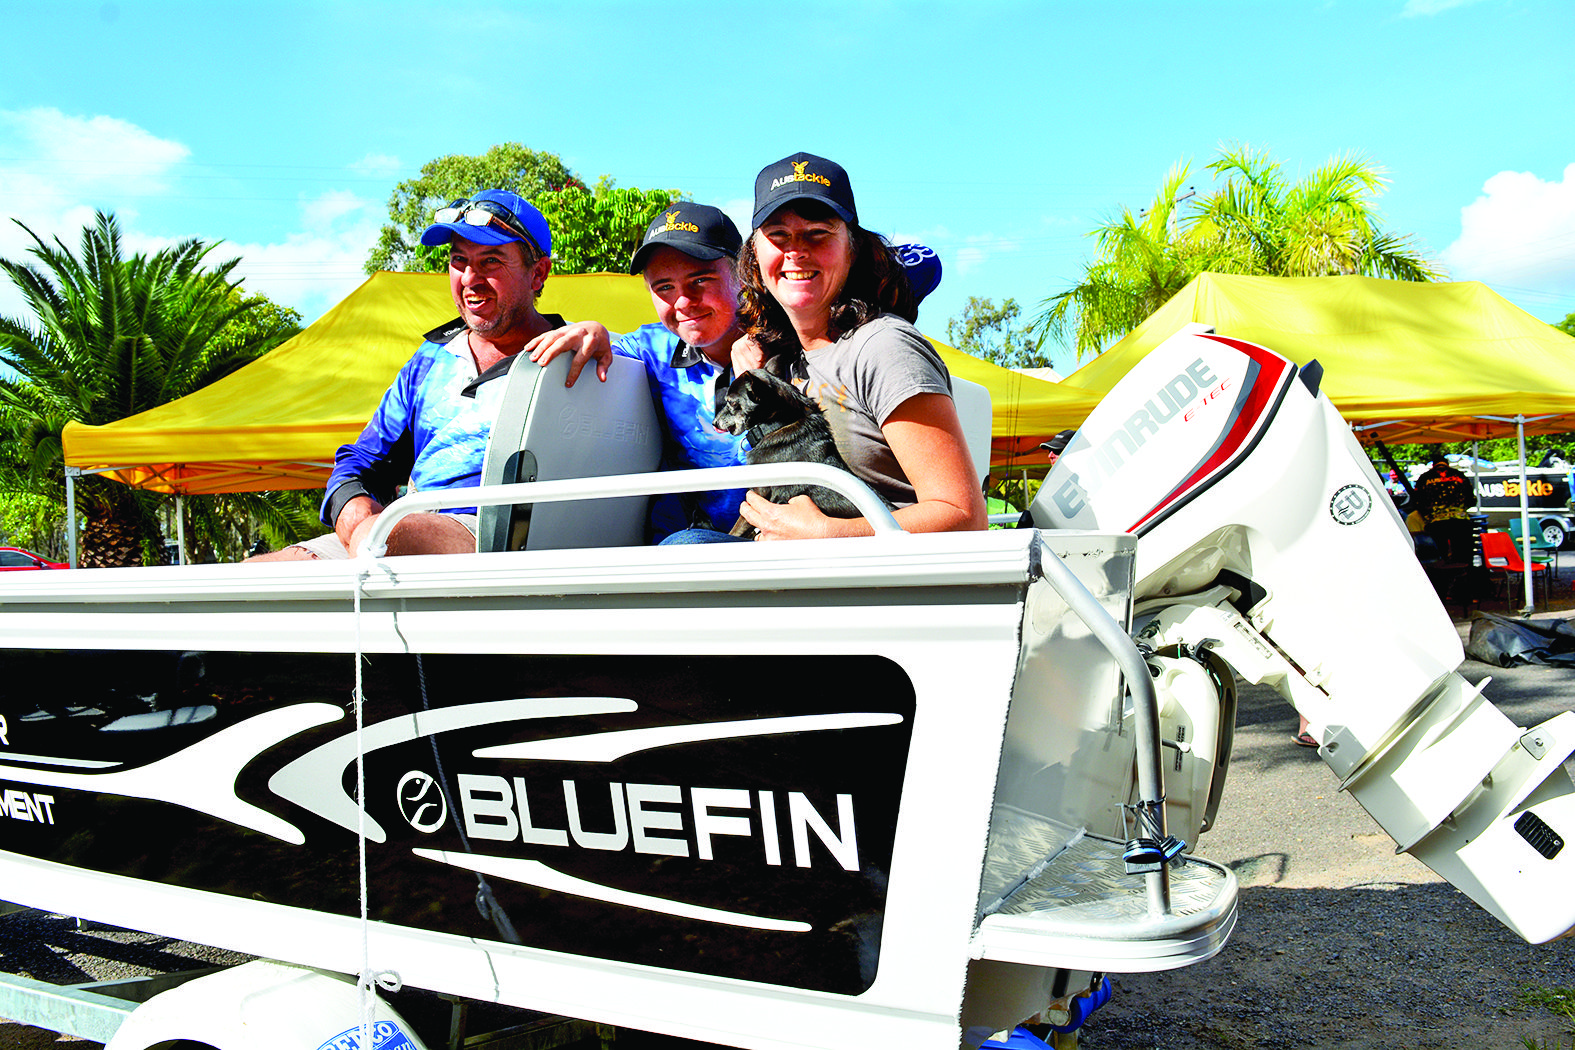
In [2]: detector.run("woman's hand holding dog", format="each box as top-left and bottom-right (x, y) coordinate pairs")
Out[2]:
(737, 492), (874, 541)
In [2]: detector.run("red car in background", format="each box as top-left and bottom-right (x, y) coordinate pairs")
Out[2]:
(0, 546), (68, 570)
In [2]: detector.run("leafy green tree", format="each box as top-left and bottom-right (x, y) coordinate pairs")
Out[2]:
(365, 143), (580, 274)
(0, 213), (297, 566)
(1554, 312), (1575, 338)
(216, 291), (302, 356)
(173, 488), (322, 565)
(1435, 434), (1575, 468)
(0, 405), (69, 558)
(946, 296), (1054, 370)
(364, 145), (686, 276)
(1037, 147), (1443, 360)
(536, 177), (684, 275)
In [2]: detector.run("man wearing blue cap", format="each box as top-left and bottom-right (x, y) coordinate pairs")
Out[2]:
(252, 189), (609, 560)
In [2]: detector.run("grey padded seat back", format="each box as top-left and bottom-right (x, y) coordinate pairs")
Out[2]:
(477, 352), (662, 553)
(950, 376), (993, 482)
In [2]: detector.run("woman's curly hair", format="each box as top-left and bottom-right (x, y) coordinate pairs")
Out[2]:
(737, 200), (916, 358)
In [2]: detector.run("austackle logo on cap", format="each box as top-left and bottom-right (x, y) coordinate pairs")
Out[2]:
(773, 160), (833, 191)
(662, 209), (700, 233)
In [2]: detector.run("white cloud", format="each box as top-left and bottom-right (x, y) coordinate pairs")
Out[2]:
(301, 189), (368, 229)
(1440, 163), (1575, 306)
(351, 153), (404, 182)
(226, 189), (386, 321)
(892, 224), (1022, 279)
(0, 107), (388, 325)
(0, 107), (193, 320)
(1400, 0), (1487, 16)
(0, 107), (189, 196)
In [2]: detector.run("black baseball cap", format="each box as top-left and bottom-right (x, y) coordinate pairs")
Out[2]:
(629, 204), (742, 274)
(1041, 430), (1077, 455)
(752, 152), (857, 229)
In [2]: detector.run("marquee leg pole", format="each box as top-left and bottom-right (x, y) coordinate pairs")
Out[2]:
(1518, 417), (1535, 615)
(65, 469), (78, 569)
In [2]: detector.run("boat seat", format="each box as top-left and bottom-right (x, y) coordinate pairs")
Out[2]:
(951, 376), (993, 482)
(476, 353), (662, 553)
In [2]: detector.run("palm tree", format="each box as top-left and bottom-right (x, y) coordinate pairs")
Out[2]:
(1036, 147), (1444, 360)
(1035, 162), (1230, 359)
(0, 212), (297, 566)
(1193, 146), (1444, 282)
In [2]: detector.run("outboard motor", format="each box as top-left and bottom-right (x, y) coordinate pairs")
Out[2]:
(1030, 324), (1575, 943)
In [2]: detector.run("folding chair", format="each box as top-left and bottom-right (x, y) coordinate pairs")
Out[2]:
(1480, 530), (1550, 608)
(1507, 517), (1559, 580)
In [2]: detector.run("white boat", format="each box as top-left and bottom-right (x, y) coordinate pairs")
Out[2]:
(0, 327), (1569, 1050)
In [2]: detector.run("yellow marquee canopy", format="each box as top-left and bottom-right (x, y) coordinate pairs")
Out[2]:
(61, 272), (665, 494)
(62, 271), (1097, 494)
(1064, 272), (1575, 445)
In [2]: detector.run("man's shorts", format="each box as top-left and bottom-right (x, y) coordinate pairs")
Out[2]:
(287, 513), (480, 559)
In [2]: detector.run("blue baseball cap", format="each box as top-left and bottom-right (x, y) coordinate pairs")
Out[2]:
(889, 242), (942, 303)
(420, 189), (551, 257)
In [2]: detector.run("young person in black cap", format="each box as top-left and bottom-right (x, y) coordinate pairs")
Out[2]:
(532, 204), (752, 541)
(1040, 428), (1076, 465)
(731, 152), (985, 539)
(616, 204), (752, 540)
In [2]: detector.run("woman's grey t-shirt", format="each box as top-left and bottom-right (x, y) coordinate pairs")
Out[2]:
(799, 313), (952, 508)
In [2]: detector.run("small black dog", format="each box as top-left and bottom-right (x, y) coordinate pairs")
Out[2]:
(713, 368), (879, 538)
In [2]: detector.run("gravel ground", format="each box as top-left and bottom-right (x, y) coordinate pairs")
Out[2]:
(0, 911), (249, 1048)
(1084, 625), (1575, 1050)
(3, 606), (1574, 1050)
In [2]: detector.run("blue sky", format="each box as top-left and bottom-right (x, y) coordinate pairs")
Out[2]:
(2, 0), (1571, 373)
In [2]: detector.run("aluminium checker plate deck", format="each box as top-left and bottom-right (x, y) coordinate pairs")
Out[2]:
(972, 809), (1238, 972)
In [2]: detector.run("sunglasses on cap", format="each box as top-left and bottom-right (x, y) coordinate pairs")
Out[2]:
(433, 198), (546, 258)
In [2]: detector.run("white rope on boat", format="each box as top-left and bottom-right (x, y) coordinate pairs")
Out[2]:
(351, 565), (403, 1045)
(354, 564), (374, 1050)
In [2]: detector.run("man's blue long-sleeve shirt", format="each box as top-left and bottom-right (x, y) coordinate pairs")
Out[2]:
(321, 320), (561, 526)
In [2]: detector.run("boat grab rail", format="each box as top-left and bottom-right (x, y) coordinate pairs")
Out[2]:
(1030, 535), (1173, 916)
(359, 463), (904, 557)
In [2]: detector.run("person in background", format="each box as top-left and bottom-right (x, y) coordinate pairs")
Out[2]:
(1405, 505), (1428, 536)
(1040, 429), (1075, 467)
(989, 429), (1077, 529)
(1414, 449), (1475, 564)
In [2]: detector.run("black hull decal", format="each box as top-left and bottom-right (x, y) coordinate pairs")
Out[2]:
(0, 651), (916, 994)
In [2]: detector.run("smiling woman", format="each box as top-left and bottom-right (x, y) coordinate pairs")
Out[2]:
(734, 153), (986, 540)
